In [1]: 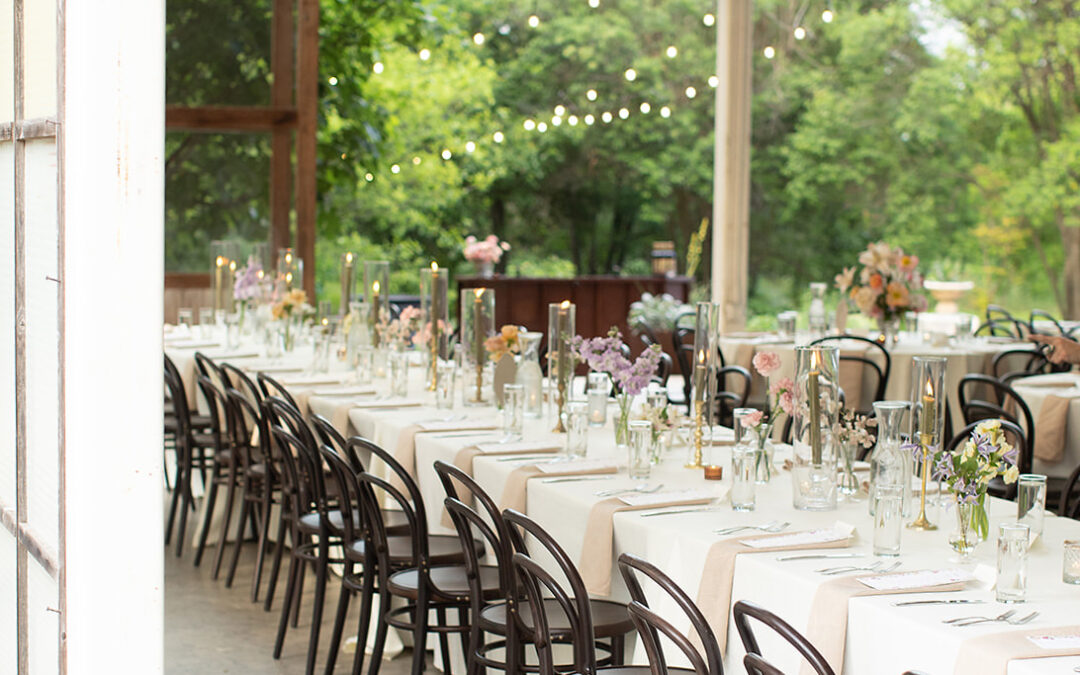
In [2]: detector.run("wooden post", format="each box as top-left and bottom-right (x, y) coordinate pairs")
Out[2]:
(710, 0), (752, 331)
(295, 0), (319, 299)
(270, 0), (295, 264)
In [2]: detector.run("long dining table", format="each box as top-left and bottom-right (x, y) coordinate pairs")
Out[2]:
(167, 328), (1080, 675)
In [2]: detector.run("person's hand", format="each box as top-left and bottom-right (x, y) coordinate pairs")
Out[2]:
(1029, 334), (1080, 365)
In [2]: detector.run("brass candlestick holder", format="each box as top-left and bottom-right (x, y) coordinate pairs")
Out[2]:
(907, 433), (937, 530)
(686, 398), (705, 469)
(552, 375), (567, 433)
(427, 336), (438, 391)
(473, 363), (483, 403)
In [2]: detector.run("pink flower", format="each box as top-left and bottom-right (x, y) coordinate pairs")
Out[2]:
(752, 351), (782, 377)
(743, 410), (764, 428)
(769, 376), (796, 416)
(777, 390), (795, 416)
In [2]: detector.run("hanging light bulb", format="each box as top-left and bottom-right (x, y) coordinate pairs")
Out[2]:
(473, 33), (485, 45)
(822, 9), (834, 23)
(660, 106), (671, 118)
(794, 26), (806, 40)
(537, 122), (548, 132)
(328, 76), (338, 86)
(584, 114), (595, 125)
(412, 156), (422, 165)
(685, 86), (697, 99)
(708, 75), (719, 87)
(373, 62), (384, 74)
(391, 164), (401, 174)
(528, 15), (540, 27)
(554, 104), (566, 117)
(666, 46), (678, 58)
(524, 119), (536, 131)
(601, 111), (613, 123)
(419, 48), (431, 60)
(625, 68), (637, 81)
(763, 46), (776, 59)
(618, 107), (629, 119)
(552, 115), (563, 126)
(465, 141), (476, 153)
(441, 149), (452, 160)
(586, 89), (598, 101)
(365, 173), (374, 182)
(639, 102), (651, 114)
(703, 13), (715, 26)
(493, 131), (505, 143)
(568, 115), (579, 126)
(589, 0), (600, 7)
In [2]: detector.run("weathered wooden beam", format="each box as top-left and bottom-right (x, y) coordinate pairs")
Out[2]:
(165, 105), (297, 133)
(270, 0), (295, 261)
(164, 272), (211, 289)
(295, 0), (319, 298)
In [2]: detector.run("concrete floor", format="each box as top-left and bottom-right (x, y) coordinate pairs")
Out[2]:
(165, 540), (417, 675)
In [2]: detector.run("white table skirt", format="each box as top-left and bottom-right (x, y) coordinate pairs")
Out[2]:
(1013, 372), (1080, 479)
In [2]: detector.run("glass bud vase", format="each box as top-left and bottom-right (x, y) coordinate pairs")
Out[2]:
(515, 331), (544, 418)
(949, 499), (981, 563)
(868, 401), (911, 516)
(754, 429), (774, 484)
(792, 345), (840, 511)
(614, 393), (632, 447)
(876, 316), (901, 348)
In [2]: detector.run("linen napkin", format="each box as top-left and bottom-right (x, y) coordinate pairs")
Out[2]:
(436, 441), (562, 527)
(497, 459), (620, 513)
(693, 527), (855, 653)
(953, 626), (1080, 675)
(801, 569), (971, 675)
(580, 489), (718, 596)
(389, 421), (499, 492)
(1034, 394), (1072, 462)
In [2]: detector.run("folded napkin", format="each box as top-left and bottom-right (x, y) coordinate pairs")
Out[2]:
(581, 489), (718, 596)
(1034, 394), (1073, 463)
(497, 459), (619, 513)
(389, 421), (499, 492)
(437, 441), (563, 527)
(694, 528), (855, 653)
(953, 626), (1080, 675)
(802, 569), (971, 675)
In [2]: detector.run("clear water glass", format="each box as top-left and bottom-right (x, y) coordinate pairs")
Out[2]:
(996, 522), (1030, 603)
(731, 444), (756, 511)
(311, 333), (331, 373)
(356, 347), (375, 384)
(776, 311), (797, 338)
(199, 307), (215, 338)
(587, 387), (608, 427)
(1063, 540), (1080, 584)
(647, 388), (667, 411)
(503, 384), (525, 441)
(389, 351), (409, 397)
(1017, 474), (1047, 538)
(565, 401), (589, 459)
(225, 312), (241, 350)
(435, 361), (456, 409)
(177, 307), (194, 329)
(954, 314), (974, 343)
(872, 485), (904, 557)
(587, 372), (611, 395)
(628, 420), (653, 480)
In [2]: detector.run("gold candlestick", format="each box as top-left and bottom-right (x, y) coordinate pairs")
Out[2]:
(473, 289), (484, 402)
(427, 262), (440, 391)
(686, 398), (705, 468)
(909, 378), (938, 530)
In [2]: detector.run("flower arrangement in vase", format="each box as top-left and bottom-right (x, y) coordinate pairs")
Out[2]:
(833, 408), (876, 496)
(463, 234), (510, 277)
(835, 241), (927, 344)
(571, 328), (662, 446)
(741, 351), (795, 482)
(484, 325), (522, 361)
(383, 306), (421, 350)
(923, 419), (1019, 560)
(271, 288), (312, 351)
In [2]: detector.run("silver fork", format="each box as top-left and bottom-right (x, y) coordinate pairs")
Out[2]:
(595, 483), (664, 497)
(715, 521), (789, 536)
(1008, 611), (1039, 625)
(944, 610), (1017, 626)
(816, 560), (887, 575)
(819, 560), (901, 576)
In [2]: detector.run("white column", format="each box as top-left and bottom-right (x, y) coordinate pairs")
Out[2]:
(62, 0), (165, 672)
(711, 0), (753, 330)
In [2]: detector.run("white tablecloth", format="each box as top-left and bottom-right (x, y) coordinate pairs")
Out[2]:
(1012, 372), (1080, 479)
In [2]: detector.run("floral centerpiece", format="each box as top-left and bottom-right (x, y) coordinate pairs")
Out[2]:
(740, 351), (795, 482)
(835, 241), (927, 342)
(924, 419), (1019, 558)
(463, 234), (510, 277)
(271, 288), (312, 351)
(382, 306), (420, 350)
(833, 408), (876, 495)
(636, 402), (685, 462)
(571, 328), (662, 446)
(484, 325), (522, 361)
(233, 255), (270, 329)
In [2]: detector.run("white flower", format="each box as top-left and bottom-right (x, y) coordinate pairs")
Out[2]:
(1003, 465), (1020, 484)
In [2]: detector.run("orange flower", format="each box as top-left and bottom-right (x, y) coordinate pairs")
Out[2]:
(885, 281), (910, 308)
(868, 273), (884, 291)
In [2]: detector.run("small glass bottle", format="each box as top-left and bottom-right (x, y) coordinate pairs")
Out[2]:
(868, 401), (911, 517)
(515, 331), (544, 418)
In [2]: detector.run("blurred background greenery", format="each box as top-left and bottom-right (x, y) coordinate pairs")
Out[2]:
(164, 0), (1080, 321)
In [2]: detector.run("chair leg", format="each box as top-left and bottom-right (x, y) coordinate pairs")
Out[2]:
(610, 635), (625, 666)
(263, 509), (290, 611)
(225, 495), (253, 588)
(253, 486), (277, 603)
(292, 552), (307, 628)
(274, 552), (301, 659)
(211, 464), (241, 578)
(351, 556), (376, 675)
(435, 606), (453, 675)
(175, 474), (195, 558)
(409, 604), (428, 675)
(164, 460), (185, 546)
(364, 585), (392, 675)
(323, 560), (354, 675)
(304, 538), (331, 675)
(193, 472), (221, 567)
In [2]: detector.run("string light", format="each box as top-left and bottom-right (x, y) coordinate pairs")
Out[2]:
(584, 114), (595, 125)
(625, 68), (637, 81)
(537, 121), (548, 132)
(640, 102), (651, 114)
(412, 156), (422, 165)
(661, 106), (671, 118)
(618, 107), (630, 119)
(498, 24), (511, 35)
(666, 46), (678, 58)
(328, 76), (338, 85)
(552, 115), (563, 126)
(685, 86), (697, 99)
(493, 131), (504, 143)
(763, 46), (776, 59)
(391, 164), (401, 174)
(708, 75), (719, 87)
(340, 152), (347, 159)
(568, 115), (579, 126)
(528, 15), (540, 27)
(441, 149), (452, 159)
(554, 104), (566, 116)
(523, 119), (536, 130)
(794, 26), (806, 40)
(473, 33), (485, 45)
(601, 111), (613, 123)
(373, 62), (384, 74)
(589, 0), (600, 7)
(365, 173), (374, 182)
(465, 141), (476, 152)
(703, 13), (715, 26)
(419, 48), (431, 60)
(586, 89), (598, 101)
(822, 9), (834, 22)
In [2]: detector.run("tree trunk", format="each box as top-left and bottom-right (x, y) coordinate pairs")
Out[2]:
(1061, 225), (1080, 319)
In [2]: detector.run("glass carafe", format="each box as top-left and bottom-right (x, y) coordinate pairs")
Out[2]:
(516, 331), (544, 418)
(868, 401), (911, 517)
(808, 282), (828, 337)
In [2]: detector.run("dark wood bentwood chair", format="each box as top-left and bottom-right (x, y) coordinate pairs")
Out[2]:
(733, 600), (834, 675)
(809, 334), (891, 415)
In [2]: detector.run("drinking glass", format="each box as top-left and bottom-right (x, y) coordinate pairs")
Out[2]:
(177, 307), (194, 329)
(389, 351), (409, 398)
(1017, 474), (1047, 539)
(996, 522), (1030, 603)
(199, 307), (215, 338)
(730, 443), (756, 511)
(776, 311), (797, 338)
(436, 361), (456, 410)
(587, 372), (611, 395)
(503, 384), (525, 441)
(1063, 540), (1080, 584)
(647, 388), (667, 411)
(311, 332), (331, 373)
(565, 401), (589, 459)
(628, 420), (652, 480)
(587, 387), (608, 427)
(356, 347), (375, 385)
(954, 315), (974, 344)
(224, 312), (241, 350)
(872, 485), (904, 557)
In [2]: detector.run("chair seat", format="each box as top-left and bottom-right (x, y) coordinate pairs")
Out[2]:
(298, 509), (359, 534)
(345, 533), (484, 566)
(387, 564), (502, 601)
(479, 597), (633, 639)
(296, 507), (410, 536)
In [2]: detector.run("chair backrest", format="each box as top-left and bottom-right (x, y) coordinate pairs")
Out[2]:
(1029, 309), (1065, 336)
(993, 349), (1058, 384)
(433, 460), (512, 571)
(195, 373), (232, 452)
(263, 395), (317, 450)
(347, 436), (430, 537)
(164, 355), (192, 441)
(957, 374), (1035, 457)
(193, 351), (225, 382)
(713, 365), (751, 427)
(732, 600), (835, 675)
(503, 508), (596, 675)
(1057, 462), (1080, 519)
(627, 601), (710, 675)
(617, 553), (723, 675)
(653, 351), (673, 387)
(743, 653), (784, 675)
(810, 335), (890, 406)
(257, 371), (299, 409)
(946, 419), (1031, 480)
(310, 414), (365, 472)
(354, 468), (425, 570)
(224, 385), (271, 473)
(221, 362), (263, 405)
(319, 445), (363, 543)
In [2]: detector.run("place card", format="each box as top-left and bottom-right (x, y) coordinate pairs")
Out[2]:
(620, 488), (716, 507)
(1027, 635), (1080, 650)
(536, 459), (617, 474)
(475, 441), (561, 455)
(857, 568), (973, 591)
(741, 523), (855, 549)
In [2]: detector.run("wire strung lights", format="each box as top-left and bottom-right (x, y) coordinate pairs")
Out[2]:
(528, 15), (540, 28)
(554, 104), (566, 116)
(586, 89), (598, 101)
(493, 131), (505, 143)
(373, 61), (384, 74)
(624, 68), (637, 81)
(639, 102), (651, 114)
(793, 26), (806, 40)
(473, 33), (485, 45)
(465, 141), (477, 152)
(660, 106), (671, 118)
(618, 107), (630, 119)
(763, 46), (776, 59)
(601, 111), (613, 123)
(419, 48), (431, 60)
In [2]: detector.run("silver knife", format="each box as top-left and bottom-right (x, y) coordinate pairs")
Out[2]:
(542, 475), (613, 484)
(892, 599), (985, 607)
(776, 553), (863, 562)
(640, 506), (720, 517)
